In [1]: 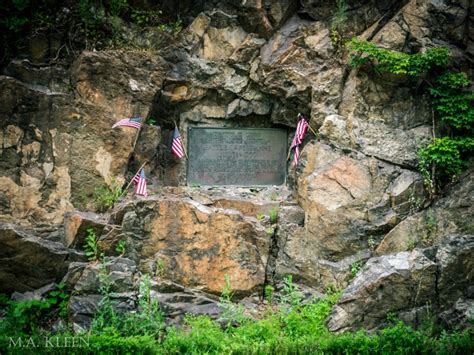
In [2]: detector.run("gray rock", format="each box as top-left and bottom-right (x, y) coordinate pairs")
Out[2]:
(328, 235), (474, 332)
(69, 294), (102, 330)
(327, 250), (437, 332)
(0, 224), (84, 294)
(150, 279), (221, 325)
(63, 211), (109, 248)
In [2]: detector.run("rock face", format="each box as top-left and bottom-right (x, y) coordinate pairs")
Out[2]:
(114, 196), (271, 296)
(328, 235), (474, 332)
(0, 51), (167, 224)
(376, 171), (474, 255)
(1, 0), (473, 333)
(0, 224), (84, 294)
(273, 142), (424, 291)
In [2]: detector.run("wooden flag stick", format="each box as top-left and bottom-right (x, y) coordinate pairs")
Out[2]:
(121, 161), (147, 197)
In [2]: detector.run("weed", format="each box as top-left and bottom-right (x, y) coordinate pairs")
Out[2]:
(348, 39), (473, 193)
(269, 207), (279, 224)
(279, 275), (303, 312)
(155, 259), (165, 278)
(218, 275), (247, 327)
(131, 8), (162, 26)
(367, 235), (378, 251)
(407, 238), (417, 251)
(256, 213), (265, 222)
(48, 282), (70, 319)
(92, 180), (122, 212)
(266, 227), (275, 235)
(0, 283), (70, 336)
(84, 228), (99, 262)
(91, 260), (119, 332)
(350, 261), (363, 278)
(330, 0), (348, 50)
(325, 284), (341, 296)
(264, 284), (274, 304)
(115, 240), (126, 256)
(409, 190), (424, 213)
(423, 209), (438, 246)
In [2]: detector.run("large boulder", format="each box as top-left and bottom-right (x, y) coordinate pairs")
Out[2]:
(327, 249), (438, 332)
(273, 142), (424, 291)
(109, 196), (271, 296)
(327, 235), (474, 332)
(376, 171), (474, 255)
(0, 224), (84, 294)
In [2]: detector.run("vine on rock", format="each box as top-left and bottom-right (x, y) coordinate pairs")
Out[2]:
(348, 38), (473, 196)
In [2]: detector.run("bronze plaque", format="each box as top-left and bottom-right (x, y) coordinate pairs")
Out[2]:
(187, 128), (287, 186)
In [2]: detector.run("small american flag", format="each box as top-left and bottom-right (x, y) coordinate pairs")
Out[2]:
(171, 126), (185, 158)
(291, 114), (309, 167)
(133, 168), (147, 196)
(112, 117), (142, 129)
(290, 114), (309, 148)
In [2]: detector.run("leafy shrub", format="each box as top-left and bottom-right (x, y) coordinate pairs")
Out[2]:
(429, 72), (474, 133)
(348, 38), (450, 76)
(278, 275), (304, 313)
(92, 181), (122, 212)
(0, 283), (70, 337)
(419, 137), (474, 186)
(84, 228), (99, 262)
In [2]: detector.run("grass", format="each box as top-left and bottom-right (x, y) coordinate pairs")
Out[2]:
(0, 275), (472, 354)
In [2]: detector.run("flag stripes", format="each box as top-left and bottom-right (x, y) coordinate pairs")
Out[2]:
(171, 126), (185, 158)
(291, 114), (310, 167)
(134, 168), (147, 196)
(112, 117), (142, 129)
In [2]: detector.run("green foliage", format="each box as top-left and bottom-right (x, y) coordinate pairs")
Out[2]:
(92, 181), (122, 212)
(418, 72), (473, 192)
(77, 0), (106, 44)
(115, 240), (126, 256)
(348, 38), (450, 76)
(218, 274), (247, 327)
(264, 284), (274, 303)
(2, 285), (473, 354)
(269, 207), (279, 224)
(350, 260), (363, 277)
(425, 209), (438, 243)
(419, 137), (474, 185)
(256, 213), (265, 222)
(84, 228), (99, 262)
(367, 235), (377, 250)
(278, 275), (304, 312)
(131, 8), (162, 26)
(348, 38), (472, 192)
(48, 282), (70, 319)
(0, 283), (69, 336)
(147, 117), (157, 125)
(407, 238), (417, 251)
(429, 72), (474, 133)
(108, 0), (128, 17)
(155, 258), (165, 277)
(330, 0), (348, 49)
